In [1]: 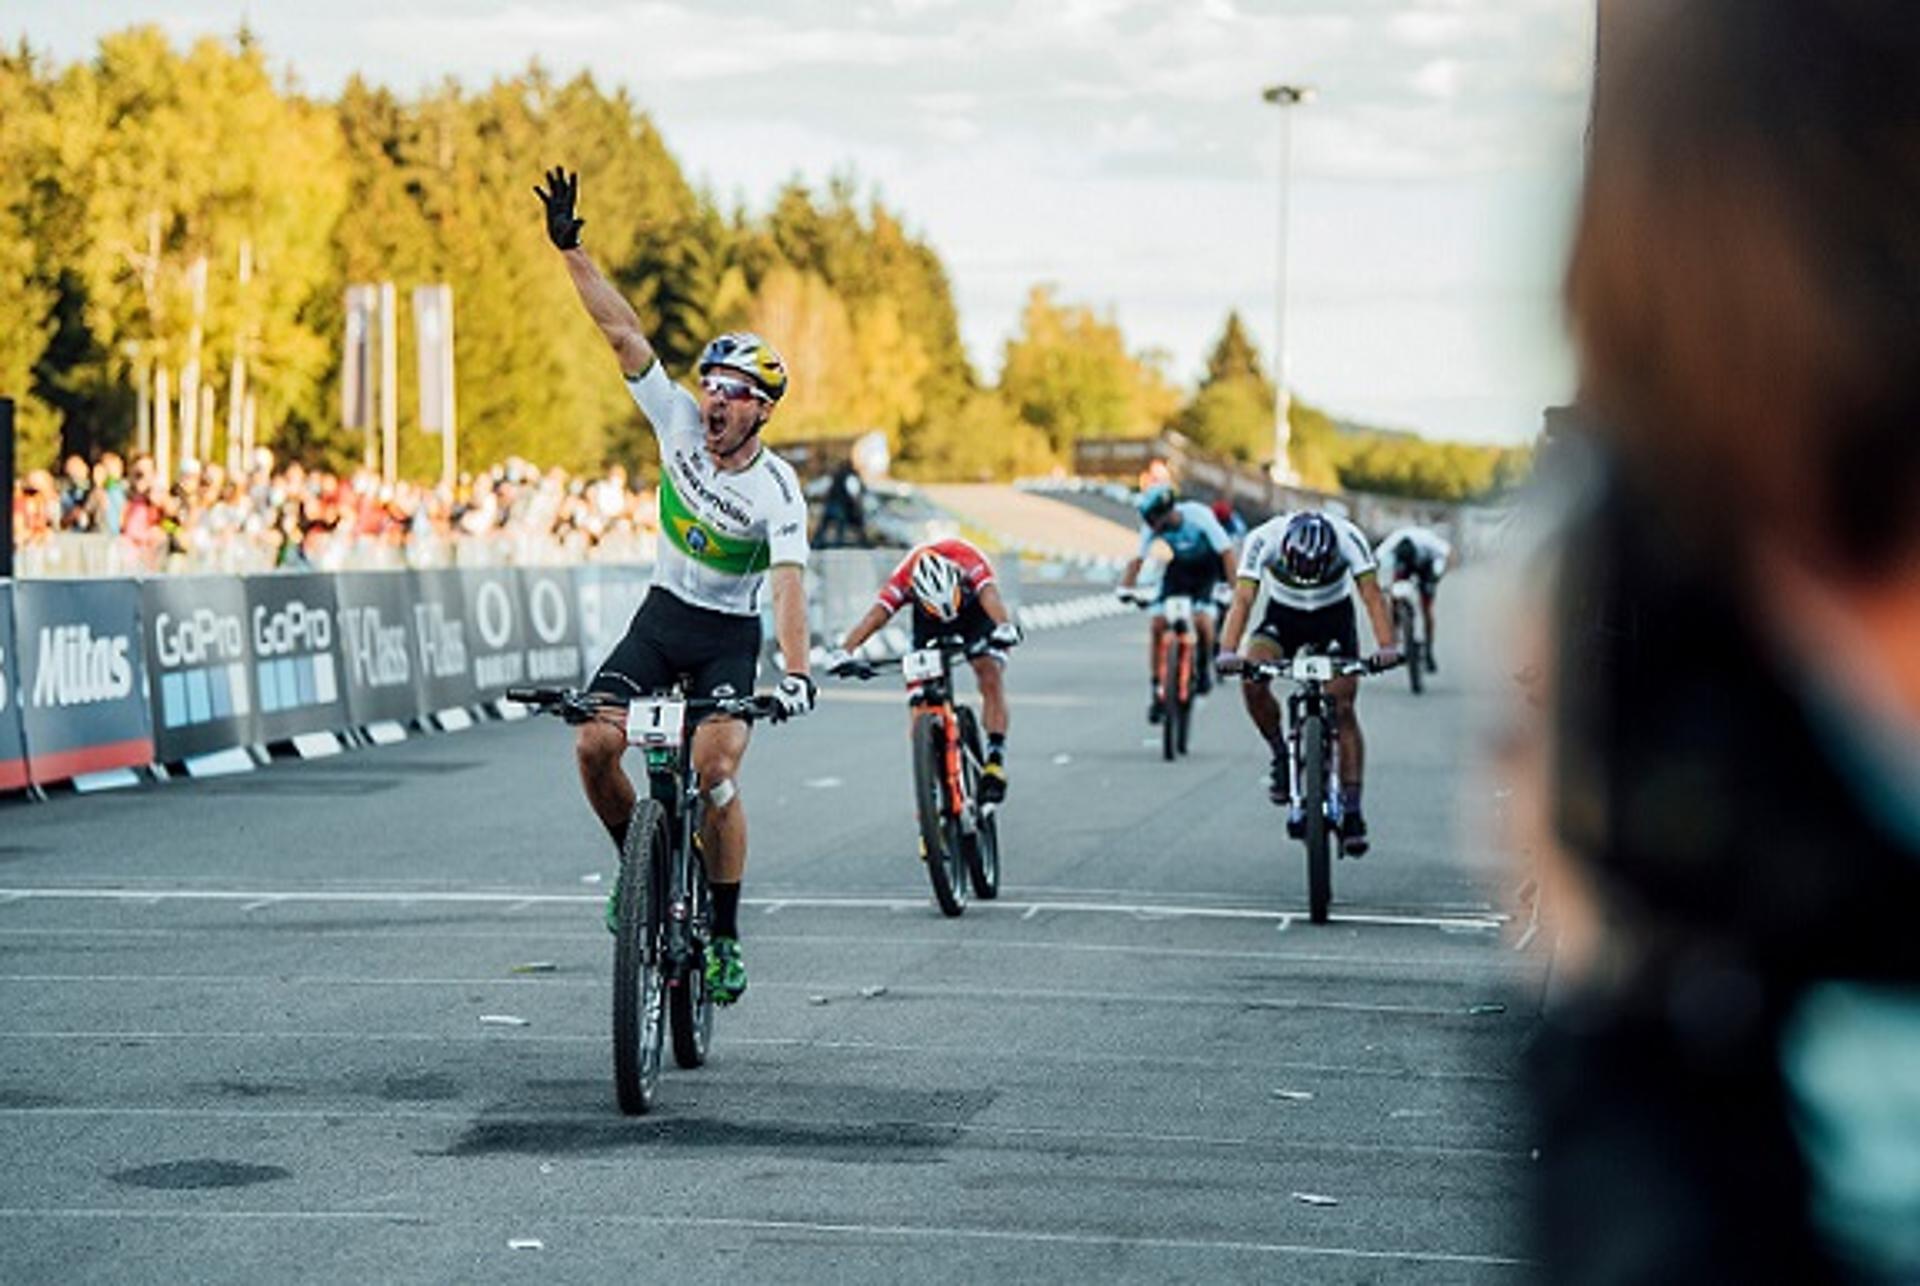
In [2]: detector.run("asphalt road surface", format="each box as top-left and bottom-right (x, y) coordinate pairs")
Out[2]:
(0, 565), (1542, 1283)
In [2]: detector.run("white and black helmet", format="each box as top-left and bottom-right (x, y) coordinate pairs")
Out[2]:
(909, 552), (964, 622)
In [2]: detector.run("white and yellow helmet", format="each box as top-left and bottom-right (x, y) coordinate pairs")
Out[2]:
(698, 331), (788, 403)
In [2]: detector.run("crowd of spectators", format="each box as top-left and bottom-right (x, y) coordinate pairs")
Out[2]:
(10, 450), (659, 575)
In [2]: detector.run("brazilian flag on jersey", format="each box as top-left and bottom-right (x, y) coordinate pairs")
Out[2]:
(659, 472), (771, 574)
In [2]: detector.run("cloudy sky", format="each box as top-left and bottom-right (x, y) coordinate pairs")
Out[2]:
(16, 0), (1595, 444)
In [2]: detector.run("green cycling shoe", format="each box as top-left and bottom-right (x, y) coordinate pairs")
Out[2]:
(705, 935), (747, 1006)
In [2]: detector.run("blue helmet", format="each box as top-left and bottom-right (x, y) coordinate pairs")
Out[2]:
(1280, 512), (1341, 585)
(1137, 485), (1177, 524)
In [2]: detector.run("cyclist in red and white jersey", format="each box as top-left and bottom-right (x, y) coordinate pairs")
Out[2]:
(827, 539), (1022, 802)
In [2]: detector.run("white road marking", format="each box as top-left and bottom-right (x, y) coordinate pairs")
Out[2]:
(0, 1030), (1513, 1080)
(0, 886), (1504, 932)
(0, 1207), (1529, 1267)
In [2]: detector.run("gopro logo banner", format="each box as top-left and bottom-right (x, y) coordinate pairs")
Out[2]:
(142, 578), (259, 762)
(245, 574), (349, 744)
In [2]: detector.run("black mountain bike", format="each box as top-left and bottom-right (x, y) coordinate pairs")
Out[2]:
(1389, 579), (1427, 696)
(508, 684), (782, 1114)
(834, 634), (1010, 917)
(1244, 650), (1397, 925)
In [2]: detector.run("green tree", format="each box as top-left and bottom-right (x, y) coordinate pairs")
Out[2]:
(896, 391), (1056, 482)
(1173, 311), (1278, 464)
(998, 285), (1174, 456)
(0, 45), (63, 469)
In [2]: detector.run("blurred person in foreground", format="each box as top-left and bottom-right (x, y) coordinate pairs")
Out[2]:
(1516, 2), (1920, 1280)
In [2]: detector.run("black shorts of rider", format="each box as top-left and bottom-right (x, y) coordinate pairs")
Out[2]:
(1253, 598), (1360, 662)
(1159, 556), (1223, 604)
(912, 597), (1006, 666)
(589, 587), (762, 721)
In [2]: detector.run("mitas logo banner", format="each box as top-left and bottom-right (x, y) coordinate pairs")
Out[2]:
(12, 579), (152, 784)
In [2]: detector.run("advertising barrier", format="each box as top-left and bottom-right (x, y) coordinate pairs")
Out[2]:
(574, 565), (651, 681)
(246, 573), (348, 745)
(516, 567), (584, 690)
(0, 583), (27, 790)
(143, 577), (257, 762)
(410, 569), (480, 714)
(12, 578), (153, 785)
(333, 571), (423, 726)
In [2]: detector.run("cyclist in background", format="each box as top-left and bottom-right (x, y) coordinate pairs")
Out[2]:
(1211, 497), (1249, 546)
(826, 539), (1022, 802)
(1375, 525), (1452, 673)
(538, 166), (815, 1007)
(1116, 486), (1238, 721)
(1217, 510), (1398, 854)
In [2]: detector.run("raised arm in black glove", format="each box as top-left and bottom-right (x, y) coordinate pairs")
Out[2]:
(533, 166), (584, 250)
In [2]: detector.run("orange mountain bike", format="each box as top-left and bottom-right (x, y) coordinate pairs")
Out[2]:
(836, 634), (1011, 916)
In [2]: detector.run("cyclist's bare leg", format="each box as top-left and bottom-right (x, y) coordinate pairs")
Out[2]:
(969, 655), (1009, 737)
(1240, 636), (1284, 744)
(1422, 591), (1438, 654)
(1332, 675), (1363, 788)
(576, 714), (635, 848)
(1148, 614), (1167, 686)
(692, 716), (751, 883)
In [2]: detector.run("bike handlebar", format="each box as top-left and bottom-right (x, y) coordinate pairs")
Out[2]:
(1240, 654), (1401, 683)
(505, 686), (787, 723)
(828, 633), (1011, 682)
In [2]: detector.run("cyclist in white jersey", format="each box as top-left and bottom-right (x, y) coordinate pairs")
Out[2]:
(538, 166), (813, 1005)
(1217, 509), (1399, 854)
(1374, 525), (1452, 673)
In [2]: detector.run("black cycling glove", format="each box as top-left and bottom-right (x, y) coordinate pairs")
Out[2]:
(533, 166), (584, 250)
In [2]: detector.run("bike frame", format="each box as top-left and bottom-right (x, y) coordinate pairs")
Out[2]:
(900, 639), (979, 829)
(1157, 595), (1197, 707)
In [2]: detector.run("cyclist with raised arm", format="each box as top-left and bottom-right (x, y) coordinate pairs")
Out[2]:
(1374, 525), (1452, 673)
(826, 539), (1022, 802)
(536, 166), (813, 1006)
(1216, 510), (1398, 854)
(1116, 485), (1238, 720)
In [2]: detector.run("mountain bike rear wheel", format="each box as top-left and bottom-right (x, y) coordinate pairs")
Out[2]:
(613, 798), (670, 1113)
(912, 712), (967, 917)
(669, 840), (714, 1070)
(1300, 714), (1333, 924)
(1397, 601), (1424, 696)
(957, 706), (1000, 899)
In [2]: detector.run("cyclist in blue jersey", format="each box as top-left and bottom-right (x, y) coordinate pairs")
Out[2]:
(1116, 485), (1238, 721)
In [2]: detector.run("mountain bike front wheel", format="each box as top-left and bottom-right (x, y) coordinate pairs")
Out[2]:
(613, 798), (670, 1114)
(1299, 714), (1333, 925)
(669, 842), (715, 1070)
(912, 712), (967, 917)
(957, 706), (1000, 899)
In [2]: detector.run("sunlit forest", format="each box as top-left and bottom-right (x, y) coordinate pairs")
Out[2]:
(1, 28), (1530, 497)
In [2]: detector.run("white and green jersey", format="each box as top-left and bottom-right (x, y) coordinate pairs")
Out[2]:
(625, 362), (809, 617)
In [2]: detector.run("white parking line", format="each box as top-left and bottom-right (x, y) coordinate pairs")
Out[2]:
(0, 886), (1506, 931)
(0, 1207), (1529, 1267)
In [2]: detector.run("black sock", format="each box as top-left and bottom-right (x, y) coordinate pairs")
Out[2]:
(711, 882), (742, 940)
(987, 733), (1006, 765)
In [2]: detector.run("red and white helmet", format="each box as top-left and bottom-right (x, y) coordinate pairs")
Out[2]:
(909, 551), (964, 622)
